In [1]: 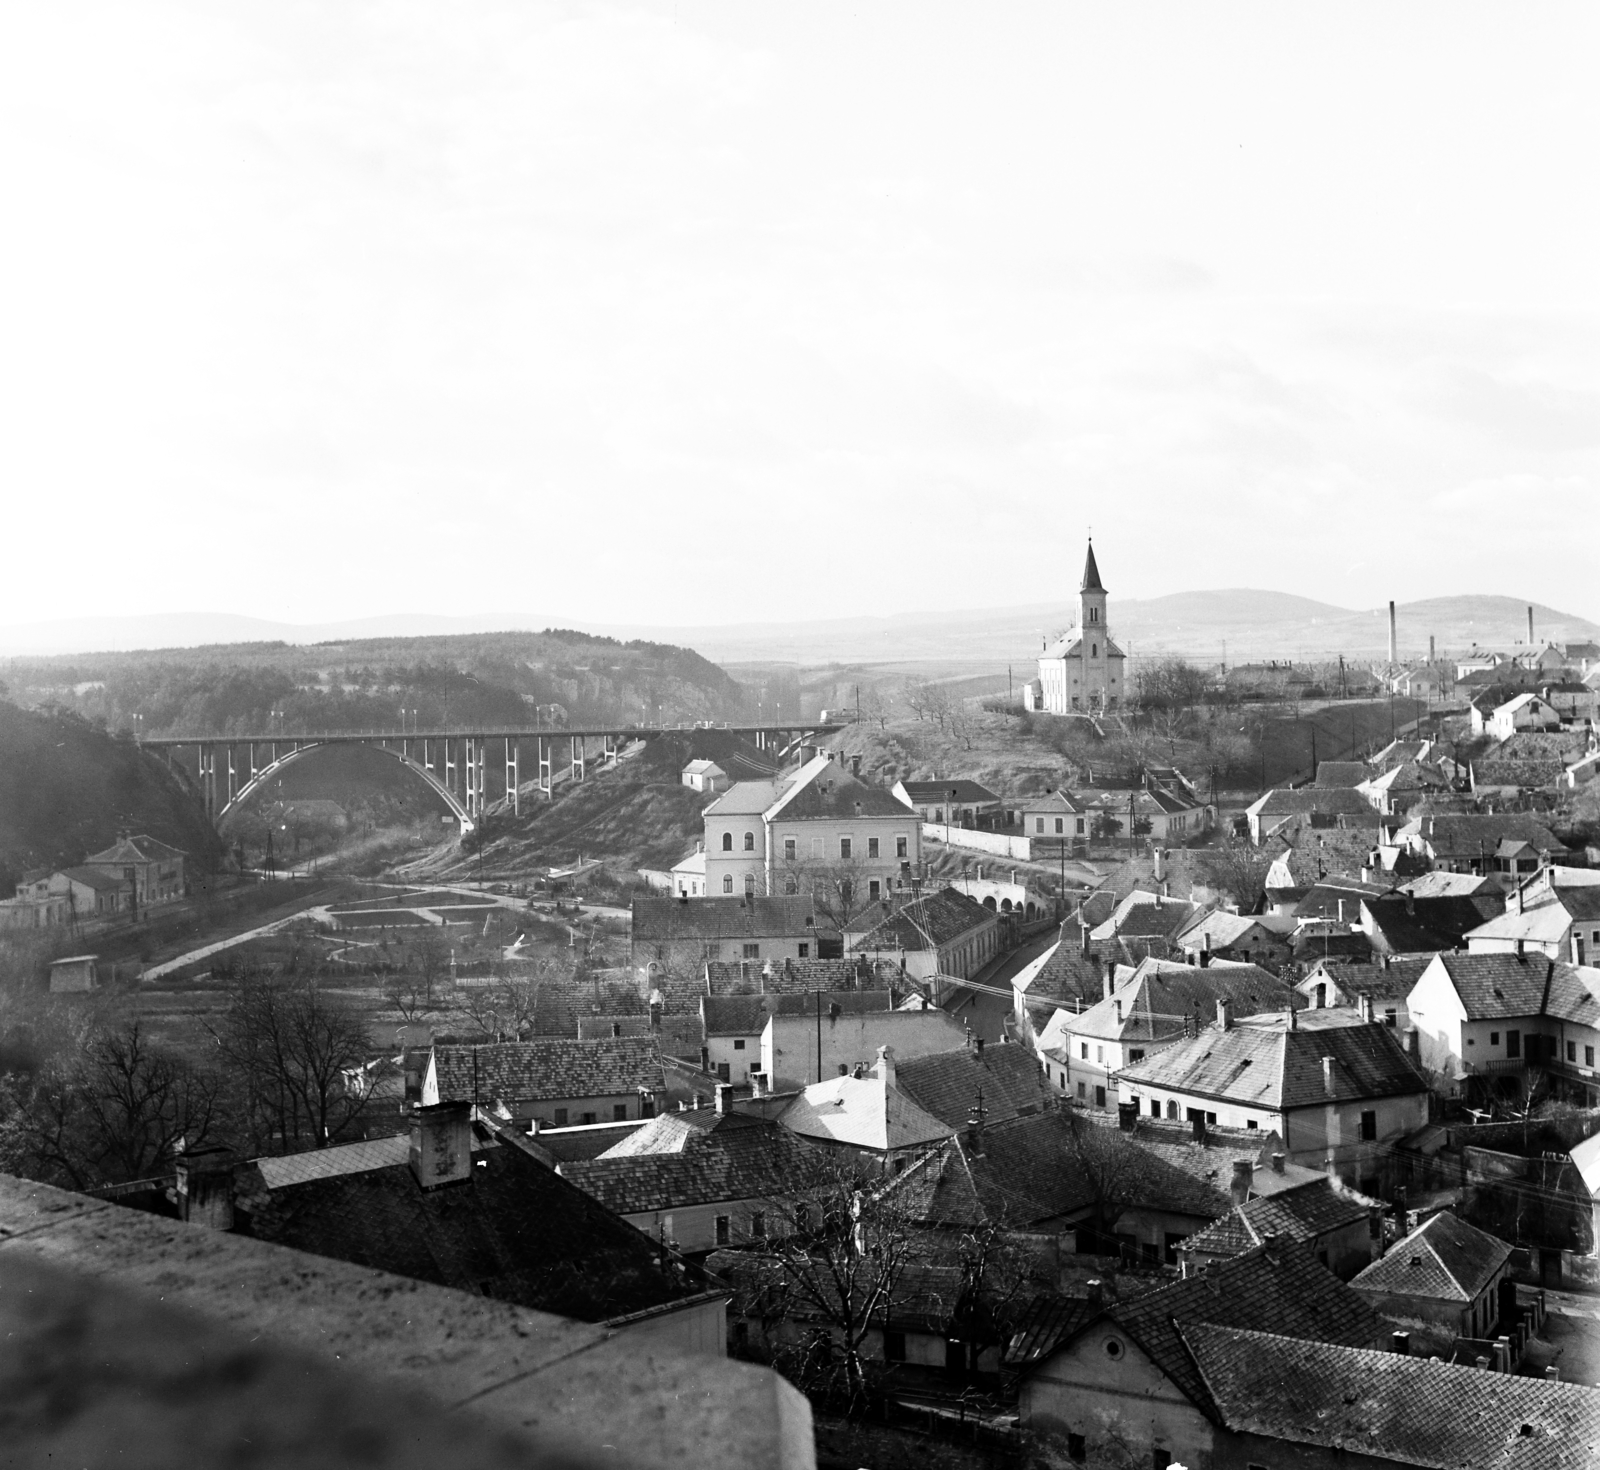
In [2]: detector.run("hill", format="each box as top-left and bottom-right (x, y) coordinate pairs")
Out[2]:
(4, 628), (750, 739)
(0, 700), (224, 892)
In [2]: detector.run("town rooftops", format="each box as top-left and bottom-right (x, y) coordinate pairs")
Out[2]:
(1349, 1210), (1512, 1303)
(1300, 955), (1431, 1003)
(84, 833), (187, 864)
(560, 1112), (829, 1215)
(1179, 1177), (1373, 1262)
(894, 778), (999, 805)
(427, 1037), (666, 1106)
(1089, 889), (1203, 943)
(700, 990), (892, 1037)
(1398, 870), (1501, 900)
(1181, 1322), (1600, 1469)
(255, 1134), (414, 1189)
(1247, 788), (1376, 820)
(846, 887), (994, 953)
(1116, 1017), (1427, 1111)
(778, 1067), (954, 1153)
(1419, 951), (1568, 1020)
(892, 1042), (1051, 1130)
(1400, 812), (1567, 855)
(1315, 760), (1371, 788)
(1004, 1241), (1385, 1422)
(631, 894), (818, 942)
(1015, 938), (1107, 1010)
(1064, 959), (1292, 1044)
(1467, 891), (1600, 948)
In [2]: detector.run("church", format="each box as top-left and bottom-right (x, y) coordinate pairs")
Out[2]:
(1024, 540), (1127, 714)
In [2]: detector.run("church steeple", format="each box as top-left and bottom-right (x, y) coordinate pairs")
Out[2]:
(1080, 538), (1105, 593)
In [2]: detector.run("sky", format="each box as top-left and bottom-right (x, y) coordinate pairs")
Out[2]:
(2, 3), (1597, 631)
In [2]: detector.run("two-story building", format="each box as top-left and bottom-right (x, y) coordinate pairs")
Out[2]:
(81, 833), (186, 906)
(760, 1008), (967, 1093)
(844, 886), (1000, 987)
(1394, 813), (1569, 882)
(631, 895), (825, 986)
(890, 778), (1001, 828)
(1115, 1010), (1430, 1192)
(422, 1037), (666, 1128)
(700, 989), (891, 1084)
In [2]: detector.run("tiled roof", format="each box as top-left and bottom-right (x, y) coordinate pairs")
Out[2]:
(896, 779), (1000, 804)
(1248, 789), (1376, 819)
(84, 833), (187, 864)
(237, 1129), (702, 1325)
(765, 758), (916, 823)
(886, 1110), (1097, 1229)
(631, 895), (818, 942)
(1293, 877), (1391, 920)
(1006, 1241), (1384, 1420)
(1090, 891), (1203, 943)
(1429, 951), (1560, 1020)
(1467, 900), (1590, 947)
(893, 1043), (1051, 1130)
(778, 1073), (954, 1152)
(1315, 761), (1370, 788)
(1402, 813), (1568, 856)
(1299, 956), (1430, 1004)
(256, 1134), (411, 1189)
(430, 1037), (666, 1105)
(561, 1115), (829, 1214)
(1398, 870), (1499, 899)
(1116, 1018), (1427, 1111)
(701, 778), (783, 817)
(1019, 941), (1107, 1009)
(1174, 911), (1274, 951)
(1181, 1178), (1371, 1261)
(1361, 902), (1457, 954)
(576, 1014), (703, 1057)
(57, 865), (129, 892)
(1183, 1323), (1600, 1468)
(1065, 960), (1291, 1044)
(701, 989), (892, 1037)
(847, 887), (996, 952)
(1291, 931), (1374, 963)
(698, 957), (904, 1005)
(1349, 1211), (1513, 1303)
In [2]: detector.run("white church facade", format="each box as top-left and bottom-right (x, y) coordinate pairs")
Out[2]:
(1024, 540), (1127, 714)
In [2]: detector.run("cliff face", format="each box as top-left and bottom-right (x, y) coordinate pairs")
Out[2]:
(0, 701), (223, 890)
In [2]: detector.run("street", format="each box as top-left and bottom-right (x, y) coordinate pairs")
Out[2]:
(941, 924), (1064, 1043)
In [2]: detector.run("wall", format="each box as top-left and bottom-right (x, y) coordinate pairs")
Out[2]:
(613, 1294), (729, 1359)
(762, 1011), (967, 1091)
(705, 1033), (759, 1082)
(769, 815), (918, 898)
(923, 823), (1032, 861)
(1018, 1326), (1213, 1470)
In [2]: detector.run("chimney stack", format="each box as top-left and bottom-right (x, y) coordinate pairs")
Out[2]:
(1117, 1101), (1138, 1132)
(1358, 994), (1374, 1024)
(873, 1044), (896, 1087)
(1103, 968), (1113, 1002)
(175, 1143), (235, 1230)
(1086, 1279), (1103, 1309)
(409, 1101), (473, 1189)
(1286, 1004), (1298, 1031)
(1231, 1158), (1253, 1205)
(715, 1083), (733, 1115)
(1271, 1151), (1286, 1174)
(1391, 1330), (1410, 1356)
(1528, 605), (1535, 647)
(1388, 600), (1397, 664)
(1081, 922), (1091, 958)
(749, 1071), (767, 1098)
(1322, 1056), (1337, 1095)
(1217, 999), (1233, 1031)
(1429, 634), (1436, 663)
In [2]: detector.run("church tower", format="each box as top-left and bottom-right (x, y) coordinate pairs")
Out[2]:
(1080, 539), (1108, 642)
(1029, 536), (1125, 715)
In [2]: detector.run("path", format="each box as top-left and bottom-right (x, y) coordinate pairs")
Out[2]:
(941, 925), (1063, 1043)
(141, 908), (334, 980)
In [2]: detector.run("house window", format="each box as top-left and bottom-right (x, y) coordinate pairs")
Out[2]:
(798, 943), (809, 958)
(721, 832), (733, 851)
(1096, 1046), (1104, 1064)
(734, 1038), (746, 1051)
(1129, 1049), (1145, 1063)
(1507, 1029), (1521, 1059)
(716, 1215), (731, 1245)
(1361, 1110), (1378, 1142)
(840, 837), (852, 860)
(933, 808), (943, 822)
(784, 837), (797, 861)
(784, 875), (799, 894)
(1166, 1100), (1179, 1119)
(723, 875), (734, 893)
(1036, 818), (1045, 833)
(1076, 818), (1085, 834)
(1151, 1099), (1161, 1117)
(1055, 817), (1064, 834)
(717, 1063), (730, 1082)
(869, 880), (881, 901)
(1095, 1086), (1106, 1108)
(582, 1112), (597, 1125)
(1080, 1043), (1089, 1059)
(743, 831), (755, 851)
(867, 836), (879, 858)
(1588, 1046), (1595, 1068)
(553, 1108), (568, 1126)
(614, 1103), (628, 1121)
(1490, 1031), (1499, 1046)
(1569, 1041), (1578, 1063)
(884, 1329), (907, 1363)
(744, 874), (756, 896)
(1385, 1008), (1397, 1027)
(743, 943), (760, 959)
(750, 1212), (766, 1238)
(896, 836), (908, 858)
(1076, 1082), (1086, 1099)
(1246, 1119), (1258, 1130)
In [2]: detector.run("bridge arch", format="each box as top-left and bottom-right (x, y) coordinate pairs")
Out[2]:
(217, 742), (474, 834)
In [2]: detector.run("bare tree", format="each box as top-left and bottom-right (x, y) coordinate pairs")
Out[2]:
(776, 855), (878, 933)
(1195, 840), (1275, 912)
(902, 678), (932, 723)
(448, 956), (566, 1039)
(208, 973), (373, 1154)
(858, 686), (892, 733)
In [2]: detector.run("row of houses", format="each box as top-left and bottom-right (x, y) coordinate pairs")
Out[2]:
(0, 832), (187, 931)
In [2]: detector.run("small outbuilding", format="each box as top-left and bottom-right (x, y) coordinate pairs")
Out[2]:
(48, 954), (99, 993)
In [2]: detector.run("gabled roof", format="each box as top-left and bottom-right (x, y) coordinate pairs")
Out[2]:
(1424, 951), (1560, 1020)
(1174, 910), (1279, 952)
(1017, 940), (1107, 1009)
(1116, 1018), (1427, 1110)
(631, 895), (818, 942)
(84, 833), (187, 864)
(1298, 955), (1430, 1003)
(56, 865), (130, 892)
(893, 1043), (1051, 1130)
(763, 755), (915, 824)
(1349, 1211), (1512, 1303)
(1467, 898), (1593, 946)
(1247, 789), (1376, 820)
(895, 779), (999, 805)
(1005, 1242), (1384, 1422)
(430, 1038), (666, 1105)
(1089, 890), (1202, 943)
(1400, 812), (1567, 856)
(885, 1110), (1097, 1229)
(778, 1072), (953, 1153)
(1018, 788), (1089, 814)
(561, 1114), (829, 1214)
(576, 1014), (703, 1057)
(1183, 1323), (1600, 1470)
(700, 989), (892, 1037)
(1180, 1178), (1372, 1261)
(1063, 960), (1292, 1044)
(847, 887), (995, 952)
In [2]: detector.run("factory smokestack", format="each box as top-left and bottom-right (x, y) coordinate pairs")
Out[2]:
(1428, 634), (1435, 663)
(1388, 601), (1397, 665)
(1528, 605), (1535, 648)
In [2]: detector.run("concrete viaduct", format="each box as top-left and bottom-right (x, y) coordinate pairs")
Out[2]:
(139, 724), (842, 834)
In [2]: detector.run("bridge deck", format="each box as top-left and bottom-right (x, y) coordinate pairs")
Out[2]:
(140, 723), (841, 747)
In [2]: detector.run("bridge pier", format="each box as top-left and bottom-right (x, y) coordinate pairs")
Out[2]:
(603, 734), (618, 768)
(444, 740), (457, 805)
(505, 739), (520, 817)
(571, 734), (585, 785)
(537, 737), (552, 800)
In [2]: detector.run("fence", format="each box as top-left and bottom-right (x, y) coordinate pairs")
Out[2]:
(921, 824), (1032, 861)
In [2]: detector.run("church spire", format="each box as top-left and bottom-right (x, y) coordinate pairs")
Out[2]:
(1080, 538), (1105, 594)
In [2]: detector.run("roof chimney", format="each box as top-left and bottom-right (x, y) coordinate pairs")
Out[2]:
(409, 1101), (472, 1189)
(175, 1143), (235, 1231)
(1217, 999), (1233, 1031)
(1081, 922), (1091, 958)
(1286, 1004), (1298, 1031)
(714, 1083), (733, 1115)
(1529, 604), (1535, 647)
(1086, 1279), (1103, 1309)
(1103, 967), (1113, 1002)
(1391, 1330), (1410, 1356)
(873, 1044), (896, 1087)
(1358, 995), (1374, 1024)
(749, 1070), (767, 1098)
(1231, 1158), (1252, 1205)
(1322, 1056), (1337, 1095)
(1117, 1101), (1138, 1132)
(1271, 1151), (1286, 1175)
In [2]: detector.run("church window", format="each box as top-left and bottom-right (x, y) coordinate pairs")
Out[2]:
(1091, 644), (1098, 658)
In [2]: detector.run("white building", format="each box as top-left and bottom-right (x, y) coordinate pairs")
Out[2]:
(1028, 540), (1126, 714)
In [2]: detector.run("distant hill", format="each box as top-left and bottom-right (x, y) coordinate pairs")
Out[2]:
(4, 629), (751, 739)
(0, 701), (224, 892)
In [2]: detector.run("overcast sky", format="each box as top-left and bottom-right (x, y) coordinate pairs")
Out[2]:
(3, 3), (1597, 631)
